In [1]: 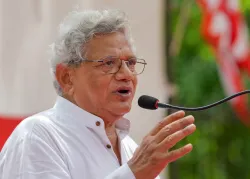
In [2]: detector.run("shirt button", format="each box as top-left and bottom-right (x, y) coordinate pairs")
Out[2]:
(106, 144), (112, 149)
(96, 121), (101, 126)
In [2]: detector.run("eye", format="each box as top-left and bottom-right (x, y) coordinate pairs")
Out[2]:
(105, 60), (115, 66)
(128, 58), (137, 66)
(102, 56), (118, 67)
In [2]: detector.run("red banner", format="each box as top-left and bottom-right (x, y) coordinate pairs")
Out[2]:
(0, 116), (24, 150)
(197, 0), (250, 126)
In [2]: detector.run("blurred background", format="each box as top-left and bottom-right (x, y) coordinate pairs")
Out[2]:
(1, 0), (250, 178)
(166, 0), (250, 179)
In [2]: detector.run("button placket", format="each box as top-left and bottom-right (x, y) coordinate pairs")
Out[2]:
(94, 121), (112, 150)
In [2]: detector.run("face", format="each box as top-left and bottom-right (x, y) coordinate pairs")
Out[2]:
(59, 32), (138, 122)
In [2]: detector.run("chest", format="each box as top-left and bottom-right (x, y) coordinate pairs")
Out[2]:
(61, 129), (132, 179)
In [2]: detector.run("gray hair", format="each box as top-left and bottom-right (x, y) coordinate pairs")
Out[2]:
(49, 9), (135, 96)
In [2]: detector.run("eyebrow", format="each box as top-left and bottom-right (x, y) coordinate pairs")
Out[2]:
(121, 55), (137, 60)
(100, 55), (136, 60)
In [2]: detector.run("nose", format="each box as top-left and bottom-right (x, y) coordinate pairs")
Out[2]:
(115, 61), (133, 81)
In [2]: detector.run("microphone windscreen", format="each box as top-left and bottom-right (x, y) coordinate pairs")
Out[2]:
(138, 95), (159, 110)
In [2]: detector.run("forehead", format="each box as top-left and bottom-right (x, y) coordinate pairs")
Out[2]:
(84, 32), (135, 59)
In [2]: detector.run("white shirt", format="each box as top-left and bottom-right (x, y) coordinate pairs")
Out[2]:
(0, 96), (160, 179)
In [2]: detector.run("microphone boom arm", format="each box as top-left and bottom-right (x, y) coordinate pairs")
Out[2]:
(157, 90), (250, 111)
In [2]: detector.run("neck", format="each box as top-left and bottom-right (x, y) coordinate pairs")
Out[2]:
(104, 121), (117, 136)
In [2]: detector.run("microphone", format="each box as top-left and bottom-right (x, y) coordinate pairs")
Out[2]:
(138, 90), (250, 111)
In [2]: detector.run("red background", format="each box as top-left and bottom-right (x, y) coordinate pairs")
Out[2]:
(0, 116), (23, 150)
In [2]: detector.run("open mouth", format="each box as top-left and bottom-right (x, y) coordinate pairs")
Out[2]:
(118, 89), (130, 94)
(114, 87), (132, 96)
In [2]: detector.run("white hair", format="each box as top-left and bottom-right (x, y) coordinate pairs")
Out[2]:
(49, 9), (135, 96)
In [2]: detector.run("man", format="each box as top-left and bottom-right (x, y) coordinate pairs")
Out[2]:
(0, 10), (196, 179)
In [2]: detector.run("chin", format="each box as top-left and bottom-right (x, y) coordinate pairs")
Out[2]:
(112, 102), (132, 116)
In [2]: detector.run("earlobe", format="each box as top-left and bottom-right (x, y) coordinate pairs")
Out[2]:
(68, 87), (74, 96)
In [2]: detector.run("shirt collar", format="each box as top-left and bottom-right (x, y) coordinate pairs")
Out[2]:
(53, 96), (130, 139)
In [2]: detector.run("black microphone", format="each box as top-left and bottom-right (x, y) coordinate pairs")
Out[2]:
(138, 90), (250, 111)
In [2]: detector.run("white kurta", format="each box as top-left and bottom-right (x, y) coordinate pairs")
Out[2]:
(0, 96), (161, 179)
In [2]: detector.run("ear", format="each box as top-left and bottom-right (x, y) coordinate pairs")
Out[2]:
(55, 64), (75, 95)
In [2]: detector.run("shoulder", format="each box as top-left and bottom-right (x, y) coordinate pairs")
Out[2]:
(1, 108), (56, 152)
(0, 109), (71, 179)
(19, 110), (55, 134)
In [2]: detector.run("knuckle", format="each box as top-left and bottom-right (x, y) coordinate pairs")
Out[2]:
(179, 118), (188, 128)
(143, 136), (156, 150)
(166, 136), (173, 143)
(143, 136), (153, 145)
(181, 129), (189, 137)
(163, 126), (172, 133)
(157, 121), (166, 129)
(148, 143), (158, 153)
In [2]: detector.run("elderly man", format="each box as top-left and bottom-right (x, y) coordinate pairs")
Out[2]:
(0, 10), (196, 179)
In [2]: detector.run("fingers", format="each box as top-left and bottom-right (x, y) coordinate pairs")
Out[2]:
(128, 112), (196, 177)
(154, 115), (194, 143)
(149, 111), (185, 136)
(159, 124), (196, 150)
(166, 143), (193, 163)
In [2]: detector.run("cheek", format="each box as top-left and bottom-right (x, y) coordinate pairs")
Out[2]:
(87, 75), (113, 96)
(96, 77), (113, 92)
(132, 77), (138, 91)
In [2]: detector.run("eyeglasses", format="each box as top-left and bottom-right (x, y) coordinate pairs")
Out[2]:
(69, 56), (147, 75)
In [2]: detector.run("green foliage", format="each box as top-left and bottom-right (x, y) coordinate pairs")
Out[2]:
(167, 0), (250, 178)
(241, 0), (250, 12)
